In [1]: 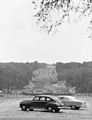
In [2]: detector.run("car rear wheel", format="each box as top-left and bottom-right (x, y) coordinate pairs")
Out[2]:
(75, 107), (80, 110)
(54, 109), (60, 112)
(21, 105), (27, 111)
(71, 105), (76, 110)
(71, 106), (80, 110)
(47, 106), (53, 112)
(29, 106), (33, 111)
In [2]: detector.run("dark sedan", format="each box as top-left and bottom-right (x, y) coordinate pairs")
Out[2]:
(20, 95), (63, 112)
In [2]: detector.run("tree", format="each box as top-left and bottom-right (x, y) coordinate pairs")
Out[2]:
(55, 62), (92, 93)
(1, 66), (16, 93)
(0, 63), (33, 93)
(0, 65), (4, 90)
(32, 0), (92, 36)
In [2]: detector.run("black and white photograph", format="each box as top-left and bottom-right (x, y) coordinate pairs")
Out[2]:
(0, 0), (92, 120)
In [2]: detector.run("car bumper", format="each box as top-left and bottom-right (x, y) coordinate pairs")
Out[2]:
(58, 106), (62, 109)
(81, 104), (87, 108)
(81, 102), (87, 108)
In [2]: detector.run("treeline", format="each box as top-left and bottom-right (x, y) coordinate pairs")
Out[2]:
(0, 61), (92, 93)
(55, 62), (92, 93)
(0, 61), (47, 93)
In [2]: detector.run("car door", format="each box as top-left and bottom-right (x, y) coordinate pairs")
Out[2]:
(59, 97), (70, 106)
(38, 97), (47, 108)
(30, 96), (40, 108)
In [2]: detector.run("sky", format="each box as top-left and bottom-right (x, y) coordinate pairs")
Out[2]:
(0, 0), (92, 64)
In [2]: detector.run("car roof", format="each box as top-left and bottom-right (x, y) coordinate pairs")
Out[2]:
(58, 95), (75, 98)
(34, 95), (58, 99)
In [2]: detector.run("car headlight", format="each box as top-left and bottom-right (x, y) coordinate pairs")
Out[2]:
(82, 102), (87, 108)
(61, 102), (64, 106)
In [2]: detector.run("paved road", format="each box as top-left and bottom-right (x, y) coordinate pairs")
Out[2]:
(0, 97), (91, 120)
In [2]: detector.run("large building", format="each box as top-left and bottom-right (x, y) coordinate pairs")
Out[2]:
(24, 65), (58, 94)
(31, 65), (57, 93)
(23, 65), (74, 95)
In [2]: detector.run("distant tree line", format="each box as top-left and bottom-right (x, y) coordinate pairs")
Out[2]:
(0, 61), (92, 93)
(0, 61), (47, 93)
(55, 62), (92, 93)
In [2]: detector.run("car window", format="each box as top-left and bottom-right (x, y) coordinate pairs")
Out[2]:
(63, 97), (68, 100)
(46, 97), (52, 101)
(33, 96), (39, 101)
(60, 97), (69, 101)
(40, 97), (45, 101)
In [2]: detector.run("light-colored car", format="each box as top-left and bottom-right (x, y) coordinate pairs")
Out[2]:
(58, 95), (87, 110)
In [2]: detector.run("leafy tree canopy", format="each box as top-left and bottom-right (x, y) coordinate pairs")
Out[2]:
(32, 0), (92, 35)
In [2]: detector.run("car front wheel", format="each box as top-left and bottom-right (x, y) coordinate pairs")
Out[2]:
(21, 105), (27, 111)
(47, 106), (53, 112)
